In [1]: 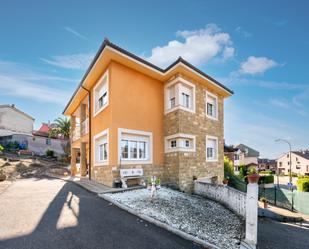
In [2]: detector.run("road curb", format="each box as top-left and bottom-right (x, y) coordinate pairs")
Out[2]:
(99, 193), (220, 249)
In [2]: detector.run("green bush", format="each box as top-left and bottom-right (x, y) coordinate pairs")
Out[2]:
(46, 149), (54, 157)
(0, 144), (4, 152)
(259, 170), (272, 175)
(248, 166), (258, 175)
(224, 157), (234, 177)
(239, 165), (247, 179)
(259, 174), (274, 184)
(297, 177), (309, 192)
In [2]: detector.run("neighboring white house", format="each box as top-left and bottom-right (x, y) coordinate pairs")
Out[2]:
(235, 144), (260, 166)
(0, 104), (34, 147)
(28, 123), (69, 156)
(277, 150), (309, 176)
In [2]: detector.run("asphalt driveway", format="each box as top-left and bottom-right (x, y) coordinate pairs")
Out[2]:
(0, 178), (202, 249)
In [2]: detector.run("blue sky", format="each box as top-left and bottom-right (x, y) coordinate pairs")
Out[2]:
(0, 0), (308, 158)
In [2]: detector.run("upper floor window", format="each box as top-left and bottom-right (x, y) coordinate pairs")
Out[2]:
(118, 128), (153, 164)
(164, 77), (195, 114)
(93, 70), (109, 117)
(279, 162), (282, 167)
(94, 129), (109, 166)
(206, 91), (218, 120)
(234, 154), (240, 160)
(206, 136), (218, 162)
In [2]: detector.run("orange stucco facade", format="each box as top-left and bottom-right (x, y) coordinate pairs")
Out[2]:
(65, 40), (233, 191)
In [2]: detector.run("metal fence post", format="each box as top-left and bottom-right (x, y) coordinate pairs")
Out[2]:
(274, 185), (277, 206)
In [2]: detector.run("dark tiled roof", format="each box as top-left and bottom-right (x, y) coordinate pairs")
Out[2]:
(293, 150), (309, 160)
(258, 158), (276, 164)
(63, 39), (234, 114)
(224, 144), (239, 153)
(236, 144), (260, 157)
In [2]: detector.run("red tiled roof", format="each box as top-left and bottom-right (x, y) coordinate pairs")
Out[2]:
(38, 123), (50, 133)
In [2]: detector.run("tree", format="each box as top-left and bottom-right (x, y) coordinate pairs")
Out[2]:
(49, 117), (70, 139)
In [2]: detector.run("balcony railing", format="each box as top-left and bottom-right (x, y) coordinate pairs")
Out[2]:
(72, 126), (80, 141)
(81, 118), (89, 135)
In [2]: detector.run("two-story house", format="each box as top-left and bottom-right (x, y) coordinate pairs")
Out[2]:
(63, 39), (233, 192)
(277, 150), (309, 176)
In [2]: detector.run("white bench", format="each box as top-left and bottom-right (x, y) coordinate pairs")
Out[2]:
(120, 168), (144, 188)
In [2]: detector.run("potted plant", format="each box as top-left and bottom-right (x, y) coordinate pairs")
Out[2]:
(0, 169), (6, 182)
(247, 166), (260, 184)
(260, 197), (268, 208)
(222, 177), (229, 186)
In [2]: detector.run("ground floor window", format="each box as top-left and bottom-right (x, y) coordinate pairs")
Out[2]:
(206, 136), (218, 161)
(118, 128), (152, 164)
(94, 129), (109, 166)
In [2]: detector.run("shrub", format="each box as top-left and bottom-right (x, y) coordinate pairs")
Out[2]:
(224, 156), (234, 177)
(297, 177), (309, 192)
(259, 174), (274, 184)
(46, 149), (54, 157)
(0, 144), (4, 152)
(259, 170), (272, 175)
(248, 166), (258, 175)
(239, 165), (247, 179)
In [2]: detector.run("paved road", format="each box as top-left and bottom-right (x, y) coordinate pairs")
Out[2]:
(258, 218), (309, 249)
(0, 178), (202, 249)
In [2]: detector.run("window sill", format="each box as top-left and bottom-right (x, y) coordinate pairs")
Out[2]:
(165, 105), (195, 114)
(120, 159), (152, 165)
(94, 161), (108, 166)
(206, 158), (218, 162)
(165, 148), (196, 153)
(93, 103), (109, 117)
(206, 114), (218, 121)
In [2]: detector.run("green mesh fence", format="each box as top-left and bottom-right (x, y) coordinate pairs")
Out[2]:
(227, 173), (247, 193)
(259, 186), (309, 215)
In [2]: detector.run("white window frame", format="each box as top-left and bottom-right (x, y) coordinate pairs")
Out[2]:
(118, 128), (153, 165)
(164, 76), (196, 114)
(165, 133), (196, 153)
(206, 91), (218, 121)
(93, 128), (109, 166)
(206, 135), (218, 162)
(93, 70), (109, 117)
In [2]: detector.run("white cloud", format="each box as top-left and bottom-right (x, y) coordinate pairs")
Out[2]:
(270, 98), (290, 109)
(0, 60), (72, 105)
(41, 53), (94, 70)
(239, 56), (279, 75)
(146, 24), (234, 68)
(63, 26), (88, 40)
(235, 26), (252, 38)
(0, 75), (70, 105)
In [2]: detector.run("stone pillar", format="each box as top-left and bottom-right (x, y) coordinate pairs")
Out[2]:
(241, 182), (259, 249)
(80, 104), (86, 136)
(70, 116), (77, 176)
(80, 142), (87, 176)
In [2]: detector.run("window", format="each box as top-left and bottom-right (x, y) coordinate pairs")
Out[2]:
(99, 143), (107, 161)
(94, 129), (109, 166)
(93, 71), (108, 116)
(287, 154), (289, 158)
(46, 139), (51, 145)
(234, 154), (240, 160)
(182, 93), (190, 108)
(206, 136), (218, 161)
(118, 128), (152, 164)
(170, 139), (177, 148)
(279, 162), (282, 167)
(165, 134), (196, 153)
(164, 77), (195, 114)
(185, 140), (190, 148)
(206, 92), (218, 120)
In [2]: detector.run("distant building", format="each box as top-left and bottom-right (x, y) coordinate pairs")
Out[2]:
(224, 143), (260, 173)
(258, 158), (277, 172)
(0, 104), (34, 147)
(28, 123), (69, 156)
(277, 150), (309, 176)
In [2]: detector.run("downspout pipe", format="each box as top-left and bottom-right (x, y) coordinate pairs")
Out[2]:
(81, 86), (92, 180)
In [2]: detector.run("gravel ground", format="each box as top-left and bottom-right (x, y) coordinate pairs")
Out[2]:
(105, 187), (243, 249)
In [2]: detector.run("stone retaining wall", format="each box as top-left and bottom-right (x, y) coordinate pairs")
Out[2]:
(194, 180), (246, 218)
